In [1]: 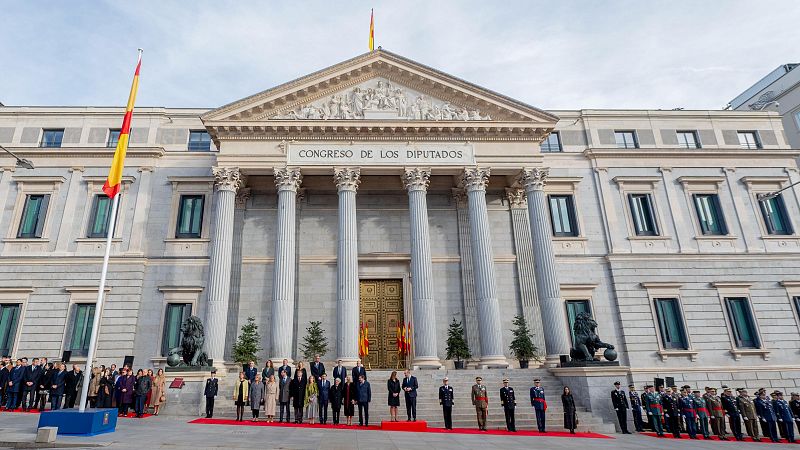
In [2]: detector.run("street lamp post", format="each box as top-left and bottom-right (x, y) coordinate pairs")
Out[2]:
(0, 144), (34, 169)
(756, 180), (800, 201)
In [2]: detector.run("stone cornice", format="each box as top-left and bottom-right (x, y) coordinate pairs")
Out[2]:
(0, 147), (166, 159)
(585, 148), (800, 160)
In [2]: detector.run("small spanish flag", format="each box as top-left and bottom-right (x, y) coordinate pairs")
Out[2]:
(369, 9), (375, 51)
(103, 50), (142, 198)
(364, 322), (369, 356)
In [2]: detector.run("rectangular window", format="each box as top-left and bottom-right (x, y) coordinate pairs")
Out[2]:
(614, 130), (638, 148)
(67, 304), (96, 357)
(654, 298), (688, 349)
(175, 195), (204, 238)
(107, 129), (121, 148)
(725, 297), (759, 349)
(737, 131), (762, 149)
(17, 194), (50, 238)
(759, 194), (793, 235)
(676, 130), (701, 149)
(87, 194), (119, 238)
(0, 304), (21, 357)
(565, 300), (591, 344)
(40, 129), (64, 148)
(548, 194), (579, 237)
(161, 303), (192, 356)
(540, 132), (562, 152)
(628, 193), (659, 236)
(187, 130), (212, 151)
(693, 193), (728, 235)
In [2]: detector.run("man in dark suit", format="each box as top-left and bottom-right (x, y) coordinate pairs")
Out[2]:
(311, 355), (325, 386)
(22, 357), (41, 411)
(352, 359), (367, 382)
(611, 381), (630, 434)
(402, 369), (418, 421)
(356, 374), (371, 426)
(278, 359), (292, 381)
(439, 377), (454, 430)
(278, 369), (291, 422)
(244, 361), (257, 383)
(318, 372), (331, 424)
(204, 369), (218, 418)
(49, 363), (67, 410)
(0, 360), (9, 406)
(64, 365), (83, 408)
(5, 359), (24, 410)
(332, 359), (347, 384)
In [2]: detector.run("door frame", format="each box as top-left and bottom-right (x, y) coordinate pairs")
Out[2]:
(358, 261), (412, 367)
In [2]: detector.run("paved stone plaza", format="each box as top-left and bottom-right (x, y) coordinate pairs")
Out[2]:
(1, 413), (798, 449)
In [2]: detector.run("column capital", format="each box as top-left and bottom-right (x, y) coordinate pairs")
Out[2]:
(518, 167), (549, 192)
(235, 187), (251, 209)
(334, 167), (361, 192)
(459, 167), (491, 193)
(505, 188), (527, 209)
(274, 167), (303, 192)
(212, 167), (244, 192)
(401, 167), (431, 192)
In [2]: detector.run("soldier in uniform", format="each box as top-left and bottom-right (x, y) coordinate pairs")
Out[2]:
(438, 377), (454, 430)
(611, 381), (629, 434)
(720, 386), (744, 441)
(679, 388), (697, 439)
(705, 387), (728, 440)
(641, 386), (652, 431)
(204, 369), (219, 418)
(755, 389), (780, 442)
(530, 378), (547, 433)
(499, 378), (516, 432)
(692, 389), (711, 439)
(471, 376), (488, 431)
(773, 391), (796, 443)
(644, 385), (664, 437)
(790, 393), (800, 440)
(628, 384), (644, 432)
(661, 385), (681, 438)
(736, 388), (760, 442)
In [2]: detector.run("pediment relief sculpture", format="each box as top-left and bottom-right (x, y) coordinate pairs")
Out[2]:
(269, 78), (491, 121)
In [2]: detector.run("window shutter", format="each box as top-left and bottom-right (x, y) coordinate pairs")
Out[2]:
(34, 194), (50, 238)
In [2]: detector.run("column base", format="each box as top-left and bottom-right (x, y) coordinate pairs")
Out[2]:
(411, 356), (443, 370)
(544, 354), (566, 368)
(478, 355), (509, 369)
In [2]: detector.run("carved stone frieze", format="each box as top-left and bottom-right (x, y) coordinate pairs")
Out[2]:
(401, 168), (431, 191)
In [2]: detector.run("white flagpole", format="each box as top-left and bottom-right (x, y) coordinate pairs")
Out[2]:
(78, 194), (120, 413)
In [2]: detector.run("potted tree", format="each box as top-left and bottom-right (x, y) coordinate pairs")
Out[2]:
(300, 320), (329, 360)
(509, 315), (540, 368)
(232, 316), (261, 365)
(445, 317), (471, 369)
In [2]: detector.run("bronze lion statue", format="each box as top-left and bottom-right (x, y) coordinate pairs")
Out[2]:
(167, 315), (210, 367)
(569, 312), (615, 361)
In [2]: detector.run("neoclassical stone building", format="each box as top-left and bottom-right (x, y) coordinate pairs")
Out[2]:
(1, 50), (799, 392)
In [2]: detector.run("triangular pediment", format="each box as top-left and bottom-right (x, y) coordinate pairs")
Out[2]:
(202, 49), (558, 125)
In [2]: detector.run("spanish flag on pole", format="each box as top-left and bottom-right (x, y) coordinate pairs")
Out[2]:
(369, 9), (375, 51)
(102, 50), (142, 198)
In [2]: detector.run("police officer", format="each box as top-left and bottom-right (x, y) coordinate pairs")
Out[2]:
(773, 391), (796, 443)
(611, 381), (630, 434)
(737, 388), (760, 441)
(471, 376), (488, 431)
(790, 393), (800, 439)
(628, 384), (644, 432)
(755, 389), (779, 442)
(438, 377), (454, 430)
(679, 388), (697, 439)
(662, 385), (681, 438)
(530, 378), (547, 433)
(692, 389), (711, 439)
(721, 386), (744, 441)
(500, 378), (516, 432)
(644, 385), (664, 437)
(204, 369), (218, 418)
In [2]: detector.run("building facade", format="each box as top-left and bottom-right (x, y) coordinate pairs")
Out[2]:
(1, 50), (800, 392)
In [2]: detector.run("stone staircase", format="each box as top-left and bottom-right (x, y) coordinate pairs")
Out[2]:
(209, 368), (616, 433)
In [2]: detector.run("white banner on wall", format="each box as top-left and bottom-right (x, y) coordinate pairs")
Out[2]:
(287, 143), (475, 166)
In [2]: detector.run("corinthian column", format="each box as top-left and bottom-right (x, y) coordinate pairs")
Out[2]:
(518, 168), (571, 361)
(271, 167), (302, 363)
(460, 168), (508, 368)
(206, 167), (244, 366)
(401, 168), (441, 369)
(334, 168), (361, 365)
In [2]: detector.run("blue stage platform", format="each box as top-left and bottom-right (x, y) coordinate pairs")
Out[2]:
(37, 408), (118, 436)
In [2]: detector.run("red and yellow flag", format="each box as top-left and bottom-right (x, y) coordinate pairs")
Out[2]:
(102, 50), (142, 198)
(406, 322), (413, 355)
(364, 322), (369, 356)
(396, 325), (401, 354)
(368, 9), (375, 51)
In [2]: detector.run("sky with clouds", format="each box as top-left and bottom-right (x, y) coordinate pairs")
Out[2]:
(2, 0), (798, 110)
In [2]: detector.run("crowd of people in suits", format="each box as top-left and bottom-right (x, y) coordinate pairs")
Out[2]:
(0, 356), (166, 418)
(612, 381), (800, 443)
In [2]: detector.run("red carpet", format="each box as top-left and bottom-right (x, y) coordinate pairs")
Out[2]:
(189, 418), (612, 439)
(643, 432), (798, 444)
(381, 420), (427, 431)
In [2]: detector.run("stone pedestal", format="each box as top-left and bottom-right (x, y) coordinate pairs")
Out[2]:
(550, 365), (631, 431)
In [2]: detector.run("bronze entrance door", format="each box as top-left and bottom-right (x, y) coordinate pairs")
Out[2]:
(359, 279), (404, 369)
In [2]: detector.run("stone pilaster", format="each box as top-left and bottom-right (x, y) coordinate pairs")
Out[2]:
(506, 188), (547, 356)
(453, 189), (481, 359)
(271, 167), (302, 363)
(518, 167), (571, 362)
(334, 168), (361, 365)
(205, 167), (244, 366)
(401, 168), (441, 368)
(459, 168), (508, 368)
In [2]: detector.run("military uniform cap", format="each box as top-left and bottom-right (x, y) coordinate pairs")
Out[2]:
(475, 376), (482, 381)
(790, 392), (799, 396)
(443, 377), (448, 381)
(503, 378), (509, 382)
(692, 390), (700, 393)
(775, 391), (784, 395)
(534, 378), (541, 382)
(721, 385), (729, 389)
(628, 384), (635, 388)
